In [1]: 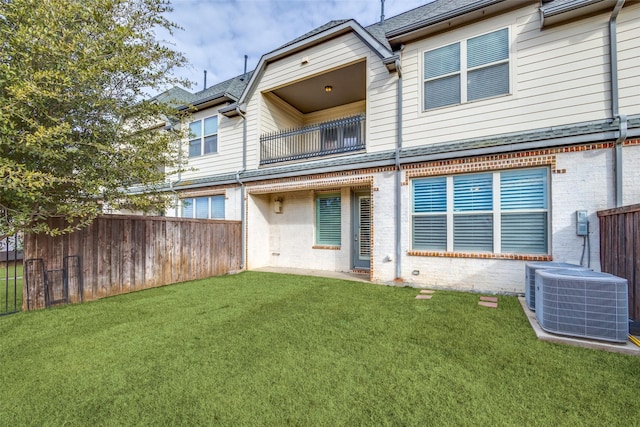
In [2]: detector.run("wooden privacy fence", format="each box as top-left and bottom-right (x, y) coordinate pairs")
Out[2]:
(23, 215), (242, 310)
(598, 204), (640, 320)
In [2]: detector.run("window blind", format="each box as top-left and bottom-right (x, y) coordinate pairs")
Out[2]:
(467, 28), (508, 68)
(413, 178), (446, 213)
(413, 216), (447, 251)
(454, 174), (493, 212)
(501, 169), (547, 210)
(211, 195), (225, 219)
(316, 195), (341, 246)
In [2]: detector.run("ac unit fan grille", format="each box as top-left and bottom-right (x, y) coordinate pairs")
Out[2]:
(535, 269), (628, 343)
(524, 262), (585, 311)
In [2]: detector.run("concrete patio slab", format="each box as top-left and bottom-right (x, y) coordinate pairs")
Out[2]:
(519, 297), (640, 356)
(251, 266), (370, 283)
(415, 294), (432, 300)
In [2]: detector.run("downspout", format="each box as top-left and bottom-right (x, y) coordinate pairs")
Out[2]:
(235, 105), (247, 269)
(164, 121), (181, 217)
(394, 53), (403, 281)
(610, 0), (626, 207)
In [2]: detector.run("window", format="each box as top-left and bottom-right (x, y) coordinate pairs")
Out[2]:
(181, 195), (225, 219)
(424, 28), (509, 110)
(453, 174), (494, 252)
(188, 116), (218, 157)
(412, 168), (548, 254)
(316, 194), (341, 246)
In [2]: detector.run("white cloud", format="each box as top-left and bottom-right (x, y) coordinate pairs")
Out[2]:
(161, 0), (429, 91)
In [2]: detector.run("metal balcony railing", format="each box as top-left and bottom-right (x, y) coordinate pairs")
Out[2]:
(260, 114), (365, 165)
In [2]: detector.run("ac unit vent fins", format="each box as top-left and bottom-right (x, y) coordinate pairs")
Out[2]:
(535, 269), (628, 343)
(525, 262), (587, 311)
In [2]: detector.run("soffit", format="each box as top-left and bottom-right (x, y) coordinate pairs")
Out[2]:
(270, 61), (366, 114)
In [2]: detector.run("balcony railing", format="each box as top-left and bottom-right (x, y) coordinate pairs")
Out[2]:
(260, 114), (365, 165)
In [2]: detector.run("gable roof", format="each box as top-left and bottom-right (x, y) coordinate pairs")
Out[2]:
(278, 20), (351, 50)
(153, 71), (254, 113)
(183, 72), (253, 110)
(151, 86), (193, 108)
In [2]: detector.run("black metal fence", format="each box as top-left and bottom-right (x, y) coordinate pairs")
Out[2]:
(1, 234), (23, 316)
(260, 115), (366, 165)
(24, 256), (83, 310)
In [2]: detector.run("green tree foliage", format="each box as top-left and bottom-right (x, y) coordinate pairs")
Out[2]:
(0, 0), (189, 238)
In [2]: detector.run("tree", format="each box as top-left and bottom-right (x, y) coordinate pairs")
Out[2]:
(0, 0), (190, 238)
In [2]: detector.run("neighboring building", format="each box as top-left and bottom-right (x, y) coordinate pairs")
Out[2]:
(159, 0), (640, 293)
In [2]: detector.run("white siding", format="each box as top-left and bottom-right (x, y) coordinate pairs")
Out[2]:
(243, 32), (399, 169)
(618, 3), (640, 113)
(400, 4), (626, 148)
(167, 105), (245, 181)
(303, 100), (365, 125)
(261, 92), (303, 134)
(257, 34), (372, 90)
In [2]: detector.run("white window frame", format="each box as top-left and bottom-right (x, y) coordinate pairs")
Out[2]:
(315, 193), (341, 246)
(188, 115), (218, 158)
(181, 195), (225, 219)
(423, 27), (511, 111)
(411, 168), (549, 255)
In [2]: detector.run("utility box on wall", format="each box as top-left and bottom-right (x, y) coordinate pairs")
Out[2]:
(576, 210), (588, 236)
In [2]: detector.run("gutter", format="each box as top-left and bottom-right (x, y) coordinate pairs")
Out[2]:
(176, 92), (237, 112)
(542, 0), (608, 18)
(609, 0), (626, 207)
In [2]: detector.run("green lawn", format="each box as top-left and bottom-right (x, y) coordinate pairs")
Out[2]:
(0, 263), (22, 314)
(1, 271), (639, 426)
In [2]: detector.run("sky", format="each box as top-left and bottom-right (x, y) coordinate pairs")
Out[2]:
(161, 0), (430, 91)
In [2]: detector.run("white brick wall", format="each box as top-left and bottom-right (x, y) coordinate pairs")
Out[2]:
(623, 144), (640, 206)
(373, 146), (627, 294)
(247, 188), (352, 272)
(241, 142), (637, 294)
(551, 148), (614, 272)
(372, 171), (398, 280)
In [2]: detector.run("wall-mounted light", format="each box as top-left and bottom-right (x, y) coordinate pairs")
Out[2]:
(324, 85), (332, 93)
(274, 197), (283, 213)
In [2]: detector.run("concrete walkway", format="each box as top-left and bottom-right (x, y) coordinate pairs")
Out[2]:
(251, 266), (370, 283)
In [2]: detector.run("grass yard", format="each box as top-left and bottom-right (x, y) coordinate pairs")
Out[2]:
(0, 263), (22, 314)
(1, 271), (639, 426)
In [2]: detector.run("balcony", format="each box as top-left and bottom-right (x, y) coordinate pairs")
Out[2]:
(260, 115), (365, 165)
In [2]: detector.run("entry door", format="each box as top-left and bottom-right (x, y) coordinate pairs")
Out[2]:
(353, 192), (371, 270)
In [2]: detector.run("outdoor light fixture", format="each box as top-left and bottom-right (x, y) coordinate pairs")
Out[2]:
(324, 85), (332, 93)
(274, 197), (283, 213)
